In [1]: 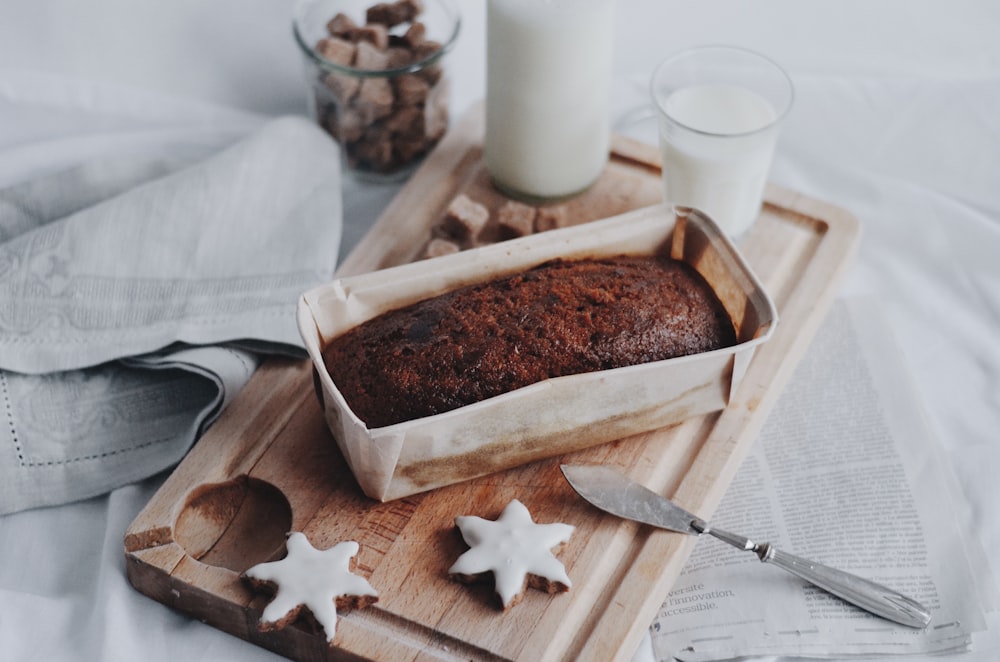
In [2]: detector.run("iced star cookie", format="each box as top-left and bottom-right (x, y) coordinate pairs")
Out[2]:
(448, 499), (574, 609)
(241, 532), (378, 643)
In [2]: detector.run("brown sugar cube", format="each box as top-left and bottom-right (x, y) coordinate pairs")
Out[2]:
(423, 81), (449, 139)
(334, 106), (366, 143)
(353, 23), (389, 50)
(535, 205), (570, 232)
(367, 0), (424, 27)
(422, 237), (461, 259)
(418, 63), (444, 87)
(396, 136), (430, 164)
(384, 105), (424, 135)
(347, 131), (394, 170)
(353, 40), (390, 71)
(322, 72), (360, 103)
(442, 194), (489, 241)
(326, 13), (359, 38)
(398, 0), (425, 19)
(355, 77), (395, 123)
(413, 39), (442, 61)
(315, 36), (356, 66)
(394, 74), (430, 106)
(318, 107), (341, 141)
(496, 200), (537, 240)
(418, 62), (443, 86)
(385, 46), (413, 69)
(365, 3), (398, 26)
(402, 21), (427, 47)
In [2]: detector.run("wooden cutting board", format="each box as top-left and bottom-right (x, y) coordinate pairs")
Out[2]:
(125, 106), (860, 662)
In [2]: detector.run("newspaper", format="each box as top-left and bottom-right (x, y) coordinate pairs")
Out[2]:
(649, 298), (996, 660)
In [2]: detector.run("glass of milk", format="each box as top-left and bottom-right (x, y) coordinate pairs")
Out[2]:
(484, 0), (615, 202)
(651, 46), (793, 240)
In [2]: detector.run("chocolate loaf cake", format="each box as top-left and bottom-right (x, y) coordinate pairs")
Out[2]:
(322, 255), (736, 428)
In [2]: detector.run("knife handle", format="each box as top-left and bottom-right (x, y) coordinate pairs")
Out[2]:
(755, 543), (932, 629)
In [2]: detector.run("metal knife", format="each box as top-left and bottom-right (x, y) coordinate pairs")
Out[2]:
(560, 463), (932, 629)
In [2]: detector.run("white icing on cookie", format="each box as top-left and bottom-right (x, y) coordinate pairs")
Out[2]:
(449, 499), (574, 608)
(243, 532), (378, 642)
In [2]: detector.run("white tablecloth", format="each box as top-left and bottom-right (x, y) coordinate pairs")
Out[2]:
(1, 1), (997, 660)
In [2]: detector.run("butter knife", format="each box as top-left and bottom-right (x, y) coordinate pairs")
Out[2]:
(560, 464), (931, 629)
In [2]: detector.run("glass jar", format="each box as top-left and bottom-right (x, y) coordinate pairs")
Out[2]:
(293, 0), (461, 181)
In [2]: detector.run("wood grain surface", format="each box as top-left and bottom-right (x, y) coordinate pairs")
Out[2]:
(125, 106), (860, 661)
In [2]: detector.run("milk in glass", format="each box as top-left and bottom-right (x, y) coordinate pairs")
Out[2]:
(651, 46), (793, 239)
(659, 83), (779, 239)
(485, 0), (615, 201)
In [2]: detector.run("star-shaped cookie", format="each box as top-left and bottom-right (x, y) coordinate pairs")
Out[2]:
(242, 532), (378, 643)
(448, 499), (574, 609)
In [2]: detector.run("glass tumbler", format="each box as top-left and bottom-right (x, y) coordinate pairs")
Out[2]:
(651, 46), (793, 239)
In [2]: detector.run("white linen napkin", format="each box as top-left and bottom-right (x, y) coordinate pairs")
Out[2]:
(0, 115), (342, 514)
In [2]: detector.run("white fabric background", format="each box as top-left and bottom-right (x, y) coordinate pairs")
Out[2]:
(1, 1), (998, 660)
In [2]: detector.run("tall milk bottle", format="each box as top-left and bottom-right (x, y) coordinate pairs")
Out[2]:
(485, 0), (615, 202)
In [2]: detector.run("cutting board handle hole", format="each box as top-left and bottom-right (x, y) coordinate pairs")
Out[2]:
(174, 475), (292, 573)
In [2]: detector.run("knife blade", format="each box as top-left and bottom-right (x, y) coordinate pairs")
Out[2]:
(560, 464), (932, 629)
(560, 462), (706, 534)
